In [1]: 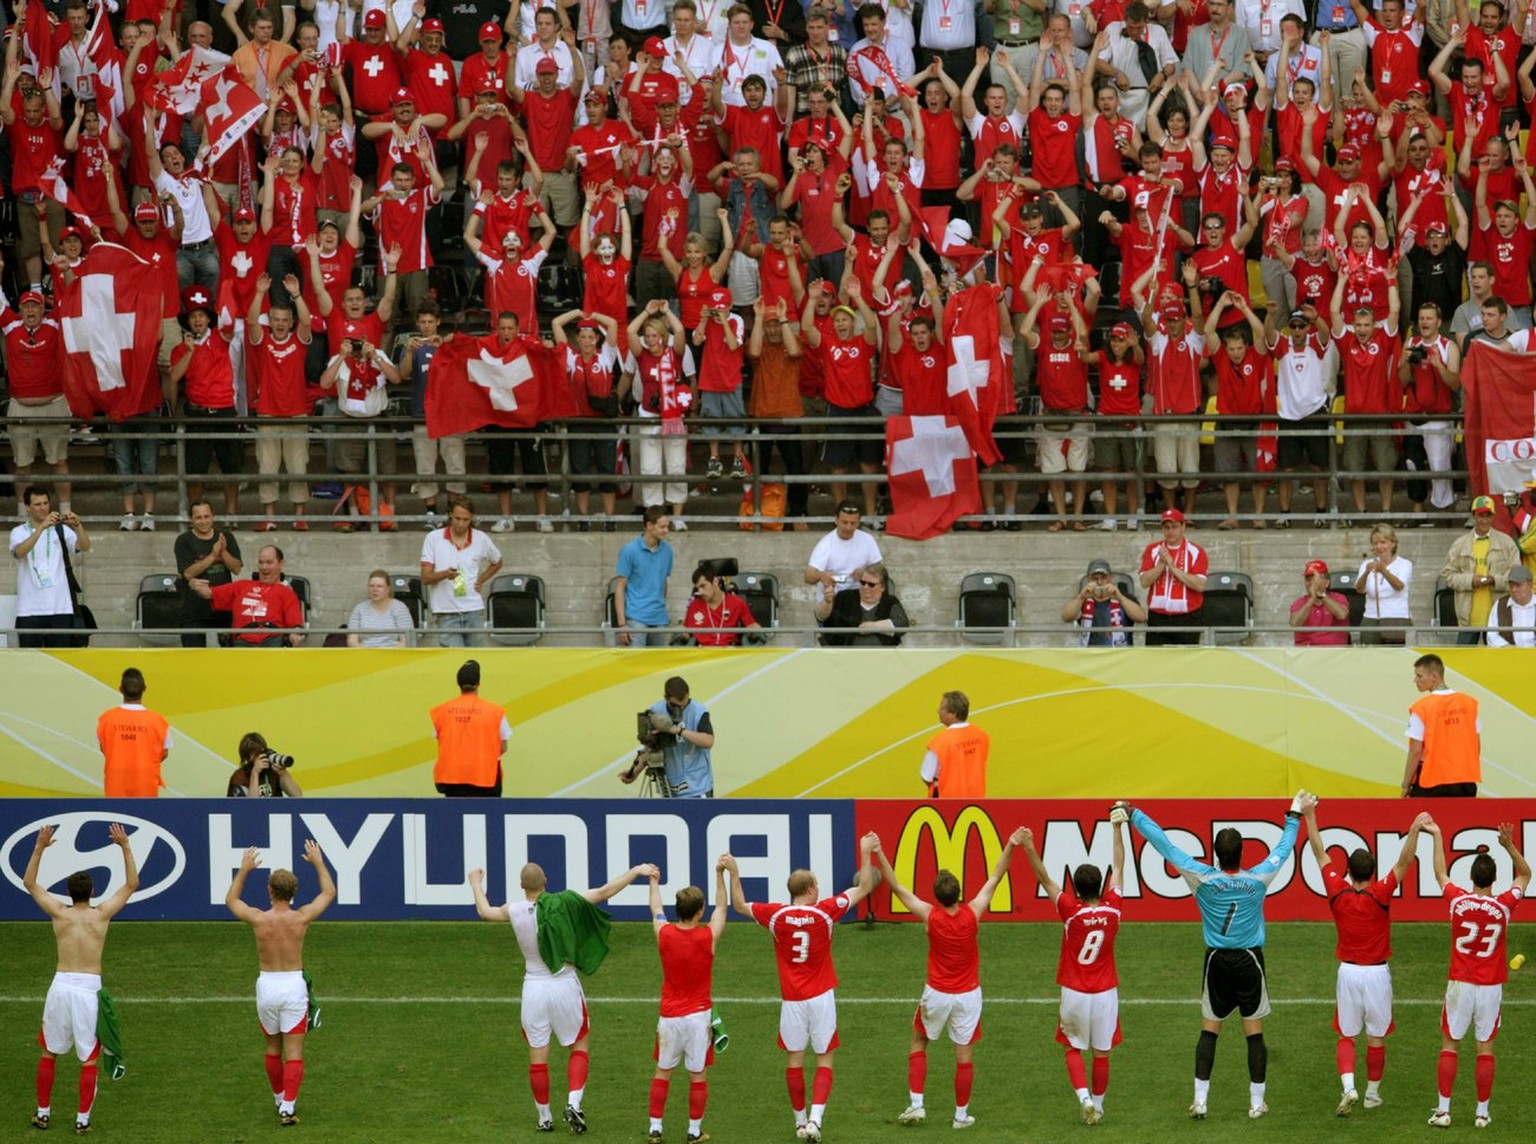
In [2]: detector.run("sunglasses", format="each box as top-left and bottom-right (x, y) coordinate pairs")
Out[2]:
(859, 579), (881, 588)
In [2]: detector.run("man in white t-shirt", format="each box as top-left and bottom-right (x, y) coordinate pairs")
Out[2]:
(9, 487), (90, 648)
(712, 5), (782, 108)
(804, 498), (884, 595)
(419, 494), (504, 647)
(1265, 304), (1336, 522)
(149, 133), (217, 291)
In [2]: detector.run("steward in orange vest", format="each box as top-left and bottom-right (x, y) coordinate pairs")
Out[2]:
(920, 690), (990, 799)
(1403, 654), (1481, 798)
(431, 660), (511, 797)
(97, 668), (173, 797)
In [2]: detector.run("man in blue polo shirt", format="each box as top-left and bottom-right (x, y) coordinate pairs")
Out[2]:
(614, 506), (674, 647)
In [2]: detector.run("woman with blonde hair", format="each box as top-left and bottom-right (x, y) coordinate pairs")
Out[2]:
(1354, 524), (1413, 644)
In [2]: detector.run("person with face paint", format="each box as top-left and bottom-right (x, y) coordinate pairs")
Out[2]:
(468, 199), (557, 335)
(581, 184), (636, 331)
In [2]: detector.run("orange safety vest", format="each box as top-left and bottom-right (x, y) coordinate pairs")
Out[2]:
(431, 694), (507, 788)
(97, 706), (170, 798)
(927, 723), (990, 799)
(1411, 690), (1481, 789)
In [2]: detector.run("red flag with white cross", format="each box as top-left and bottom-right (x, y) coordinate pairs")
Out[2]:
(56, 242), (166, 421)
(198, 67), (266, 169)
(884, 415), (982, 540)
(941, 284), (1003, 467)
(426, 331), (579, 439)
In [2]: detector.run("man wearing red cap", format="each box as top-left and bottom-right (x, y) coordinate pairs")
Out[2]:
(1330, 271), (1402, 520)
(1140, 288), (1206, 518)
(340, 9), (404, 121)
(362, 87), (448, 189)
(628, 36), (683, 136)
(1138, 508), (1208, 644)
(0, 53), (65, 294)
(396, 13), (460, 128)
(168, 286), (242, 516)
(1471, 161), (1536, 310)
(1289, 560), (1350, 646)
(0, 268), (71, 518)
(509, 57), (582, 227)
(1020, 297), (1094, 531)
(1442, 495), (1520, 643)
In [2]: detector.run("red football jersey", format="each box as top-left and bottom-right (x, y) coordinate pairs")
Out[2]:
(1445, 883), (1523, 986)
(925, 905), (980, 994)
(1055, 884), (1122, 994)
(658, 922), (715, 1018)
(1324, 860), (1397, 965)
(751, 893), (852, 1001)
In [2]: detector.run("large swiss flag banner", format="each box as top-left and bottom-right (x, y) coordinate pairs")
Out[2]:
(1463, 342), (1536, 527)
(150, 46), (235, 117)
(57, 242), (166, 422)
(198, 66), (266, 168)
(884, 415), (981, 540)
(941, 284), (1003, 466)
(426, 333), (579, 439)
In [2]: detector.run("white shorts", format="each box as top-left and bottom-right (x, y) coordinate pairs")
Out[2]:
(256, 970), (309, 1036)
(1442, 980), (1503, 1044)
(1056, 986), (1122, 1053)
(1335, 962), (1394, 1039)
(778, 989), (839, 1055)
(914, 985), (983, 1045)
(656, 1010), (712, 1072)
(40, 972), (100, 1060)
(522, 974), (588, 1049)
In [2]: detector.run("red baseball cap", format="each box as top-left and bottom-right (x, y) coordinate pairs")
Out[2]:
(390, 86), (414, 106)
(1161, 301), (1186, 320)
(1336, 144), (1361, 162)
(18, 289), (45, 307)
(708, 288), (732, 306)
(1161, 508), (1186, 523)
(181, 286), (214, 314)
(535, 57), (559, 74)
(479, 21), (502, 42)
(363, 9), (386, 28)
(643, 36), (667, 59)
(1047, 315), (1069, 331)
(233, 206), (256, 223)
(421, 16), (443, 32)
(1209, 134), (1236, 152)
(1304, 559), (1330, 578)
(1274, 157), (1296, 173)
(1109, 322), (1134, 339)
(133, 202), (160, 222)
(58, 225), (83, 242)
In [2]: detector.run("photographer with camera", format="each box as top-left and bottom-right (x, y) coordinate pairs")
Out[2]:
(619, 676), (715, 798)
(1064, 558), (1146, 648)
(227, 732), (304, 798)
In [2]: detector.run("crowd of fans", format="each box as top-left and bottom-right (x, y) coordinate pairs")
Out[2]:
(6, 0), (1536, 543)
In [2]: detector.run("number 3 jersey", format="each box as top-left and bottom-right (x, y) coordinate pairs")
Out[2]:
(1444, 883), (1524, 985)
(751, 894), (853, 1000)
(1055, 884), (1123, 994)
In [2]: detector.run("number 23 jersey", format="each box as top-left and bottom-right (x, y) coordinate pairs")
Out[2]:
(1444, 883), (1523, 986)
(752, 894), (853, 1000)
(1055, 884), (1122, 994)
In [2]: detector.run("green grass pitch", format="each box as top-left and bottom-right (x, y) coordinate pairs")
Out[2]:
(1, 918), (1531, 1142)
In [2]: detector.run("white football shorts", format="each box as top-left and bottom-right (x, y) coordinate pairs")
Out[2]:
(1057, 986), (1121, 1053)
(656, 1010), (712, 1072)
(778, 989), (839, 1054)
(522, 975), (588, 1049)
(1335, 962), (1394, 1038)
(914, 985), (983, 1045)
(40, 972), (101, 1060)
(256, 970), (309, 1036)
(1442, 981), (1503, 1043)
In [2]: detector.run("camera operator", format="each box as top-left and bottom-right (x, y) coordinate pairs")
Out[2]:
(1063, 557), (1146, 647)
(226, 732), (304, 798)
(619, 676), (715, 798)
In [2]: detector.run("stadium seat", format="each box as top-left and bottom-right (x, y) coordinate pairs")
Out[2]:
(1200, 572), (1254, 645)
(957, 572), (1016, 645)
(1434, 576), (1458, 630)
(732, 571), (779, 636)
(486, 574), (546, 646)
(1329, 571), (1366, 643)
(601, 575), (621, 648)
(132, 574), (184, 647)
(390, 574), (426, 628)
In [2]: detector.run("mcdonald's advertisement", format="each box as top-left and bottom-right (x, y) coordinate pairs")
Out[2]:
(854, 799), (1536, 925)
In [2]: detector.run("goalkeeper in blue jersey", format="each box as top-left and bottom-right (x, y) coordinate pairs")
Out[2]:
(1115, 791), (1318, 1122)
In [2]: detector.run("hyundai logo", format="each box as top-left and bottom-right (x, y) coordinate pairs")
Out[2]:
(1, 813), (186, 905)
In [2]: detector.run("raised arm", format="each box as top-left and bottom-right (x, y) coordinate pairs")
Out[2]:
(1500, 821), (1532, 891)
(224, 846), (264, 922)
(583, 863), (661, 904)
(1390, 812), (1431, 882)
(467, 866), (511, 922)
(870, 833), (931, 920)
(1018, 826), (1061, 900)
(969, 826), (1023, 915)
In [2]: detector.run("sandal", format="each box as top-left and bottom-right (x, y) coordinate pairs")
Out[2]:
(1072, 520), (1088, 531)
(1047, 520), (1066, 533)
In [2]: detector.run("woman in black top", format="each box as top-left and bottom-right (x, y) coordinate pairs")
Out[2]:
(815, 561), (909, 646)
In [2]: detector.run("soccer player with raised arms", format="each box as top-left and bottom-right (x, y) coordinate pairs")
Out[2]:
(469, 859), (658, 1134)
(1424, 817), (1530, 1130)
(1020, 809), (1129, 1127)
(721, 836), (877, 1142)
(867, 825), (1025, 1130)
(1121, 791), (1314, 1120)
(1302, 801), (1431, 1117)
(646, 861), (729, 1143)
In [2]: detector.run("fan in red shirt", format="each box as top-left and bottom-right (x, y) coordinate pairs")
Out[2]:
(1203, 294), (1276, 529)
(1021, 816), (1128, 1128)
(646, 865), (729, 1142)
(188, 543), (305, 645)
(580, 186), (634, 331)
(870, 827), (1022, 1131)
(724, 839), (875, 1144)
(1024, 77), (1082, 196)
(398, 16), (458, 125)
(627, 38), (683, 138)
(1329, 273), (1402, 517)
(469, 213), (555, 335)
(1471, 161), (1536, 308)
(682, 566), (760, 646)
(245, 273), (315, 529)
(799, 279), (882, 516)
(340, 10), (403, 117)
(1425, 818), (1531, 1130)
(1302, 804), (1430, 1118)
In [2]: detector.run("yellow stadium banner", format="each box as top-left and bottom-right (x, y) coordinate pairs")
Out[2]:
(3, 648), (1535, 800)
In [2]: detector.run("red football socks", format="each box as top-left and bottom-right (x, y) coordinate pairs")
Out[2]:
(785, 1068), (806, 1113)
(1366, 1044), (1385, 1082)
(529, 1063), (551, 1104)
(265, 1052), (284, 1095)
(955, 1062), (974, 1108)
(812, 1066), (833, 1105)
(36, 1057), (55, 1108)
(1065, 1047), (1088, 1090)
(283, 1060), (304, 1102)
(1438, 1050), (1458, 1099)
(1475, 1054), (1495, 1102)
(907, 1050), (927, 1096)
(1337, 1038), (1356, 1078)
(568, 1050), (589, 1094)
(78, 1062), (97, 1116)
(1091, 1054), (1109, 1097)
(689, 1079), (707, 1120)
(649, 1078), (669, 1118)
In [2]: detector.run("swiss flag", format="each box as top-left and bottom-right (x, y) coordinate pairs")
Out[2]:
(56, 242), (166, 422)
(38, 157), (93, 228)
(426, 332), (579, 439)
(884, 416), (981, 540)
(198, 67), (266, 169)
(150, 45), (234, 116)
(941, 284), (1003, 466)
(82, 4), (125, 126)
(1462, 341), (1536, 529)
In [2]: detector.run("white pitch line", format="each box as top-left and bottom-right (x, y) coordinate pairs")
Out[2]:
(0, 995), (1531, 1007)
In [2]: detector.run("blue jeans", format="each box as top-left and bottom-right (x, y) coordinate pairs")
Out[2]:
(625, 620), (671, 647)
(1456, 630), (1484, 646)
(435, 610), (487, 648)
(111, 419), (161, 493)
(178, 239), (219, 293)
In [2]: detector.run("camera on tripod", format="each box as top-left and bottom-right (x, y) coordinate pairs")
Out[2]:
(636, 709), (678, 767)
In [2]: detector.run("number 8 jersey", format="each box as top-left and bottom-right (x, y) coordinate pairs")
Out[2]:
(1444, 883), (1524, 986)
(1055, 885), (1123, 995)
(752, 895), (853, 1000)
